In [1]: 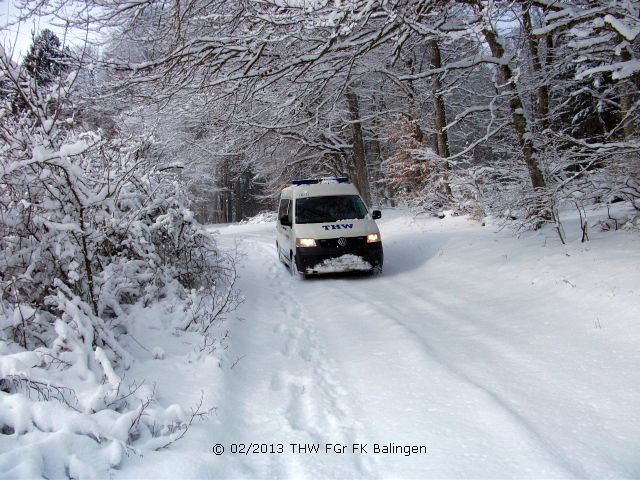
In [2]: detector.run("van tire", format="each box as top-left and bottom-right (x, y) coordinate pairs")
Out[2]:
(277, 242), (287, 266)
(290, 252), (305, 279)
(370, 264), (383, 275)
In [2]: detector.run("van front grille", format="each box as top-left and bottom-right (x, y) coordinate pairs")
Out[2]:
(316, 236), (367, 248)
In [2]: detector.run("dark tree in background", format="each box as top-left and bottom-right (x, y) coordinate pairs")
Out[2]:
(22, 29), (68, 86)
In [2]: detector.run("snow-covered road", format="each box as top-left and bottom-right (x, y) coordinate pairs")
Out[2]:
(119, 208), (640, 479)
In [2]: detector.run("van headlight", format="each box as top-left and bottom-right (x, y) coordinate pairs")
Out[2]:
(296, 238), (317, 247)
(367, 233), (381, 243)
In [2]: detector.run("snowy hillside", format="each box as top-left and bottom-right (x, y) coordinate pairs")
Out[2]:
(109, 206), (639, 479)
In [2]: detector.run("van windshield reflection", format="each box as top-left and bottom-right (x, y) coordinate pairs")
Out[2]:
(295, 195), (368, 224)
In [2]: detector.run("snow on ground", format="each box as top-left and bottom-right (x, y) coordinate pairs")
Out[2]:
(112, 205), (639, 479)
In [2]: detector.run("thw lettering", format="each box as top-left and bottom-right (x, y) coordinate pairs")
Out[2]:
(321, 224), (354, 230)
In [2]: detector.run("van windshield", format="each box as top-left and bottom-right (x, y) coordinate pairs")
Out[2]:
(295, 195), (368, 224)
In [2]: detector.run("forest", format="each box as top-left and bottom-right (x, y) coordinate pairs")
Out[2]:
(4, 1), (639, 229)
(1, 1), (639, 478)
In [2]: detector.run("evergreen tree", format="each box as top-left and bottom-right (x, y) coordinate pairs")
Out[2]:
(22, 28), (67, 86)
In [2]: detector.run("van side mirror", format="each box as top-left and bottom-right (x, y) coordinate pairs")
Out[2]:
(280, 214), (292, 227)
(372, 210), (382, 220)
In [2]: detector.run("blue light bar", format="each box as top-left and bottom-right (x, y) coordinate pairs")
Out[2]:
(291, 176), (350, 185)
(291, 178), (320, 185)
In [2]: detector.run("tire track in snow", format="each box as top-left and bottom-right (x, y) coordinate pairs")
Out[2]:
(262, 241), (378, 479)
(231, 228), (568, 477)
(330, 280), (586, 478)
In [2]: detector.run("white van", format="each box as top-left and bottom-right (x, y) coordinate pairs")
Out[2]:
(276, 177), (383, 276)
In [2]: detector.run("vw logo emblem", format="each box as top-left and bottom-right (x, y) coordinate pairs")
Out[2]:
(337, 237), (347, 247)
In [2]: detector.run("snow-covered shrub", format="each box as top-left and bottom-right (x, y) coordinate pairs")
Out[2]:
(239, 210), (277, 224)
(0, 45), (232, 477)
(380, 115), (453, 214)
(380, 116), (431, 200)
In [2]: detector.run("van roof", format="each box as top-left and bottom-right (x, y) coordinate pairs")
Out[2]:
(291, 177), (349, 185)
(281, 180), (360, 199)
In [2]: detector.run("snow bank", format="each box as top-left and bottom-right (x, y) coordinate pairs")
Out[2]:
(239, 210), (278, 224)
(0, 291), (223, 479)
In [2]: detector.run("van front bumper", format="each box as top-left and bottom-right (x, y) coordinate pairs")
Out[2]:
(295, 242), (383, 274)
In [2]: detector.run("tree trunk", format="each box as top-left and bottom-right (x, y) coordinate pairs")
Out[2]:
(374, 92), (396, 207)
(346, 87), (371, 205)
(482, 27), (546, 190)
(371, 115), (384, 204)
(234, 178), (243, 222)
(524, 8), (551, 131)
(221, 158), (232, 223)
(226, 188), (233, 223)
(429, 39), (450, 158)
(428, 38), (453, 198)
(619, 47), (637, 139)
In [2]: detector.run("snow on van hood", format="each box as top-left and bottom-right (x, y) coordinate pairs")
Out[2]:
(293, 218), (380, 239)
